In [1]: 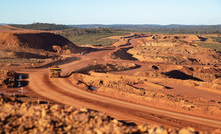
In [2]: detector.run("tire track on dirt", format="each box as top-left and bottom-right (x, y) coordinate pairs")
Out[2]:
(38, 71), (220, 130)
(46, 77), (184, 128)
(25, 36), (221, 131)
(29, 71), (154, 126)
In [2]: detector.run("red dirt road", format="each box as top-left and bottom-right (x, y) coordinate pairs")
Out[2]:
(20, 37), (221, 131)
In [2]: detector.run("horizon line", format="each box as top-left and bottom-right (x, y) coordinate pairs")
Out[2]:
(1, 23), (221, 26)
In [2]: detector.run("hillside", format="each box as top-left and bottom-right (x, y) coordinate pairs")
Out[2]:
(0, 32), (78, 52)
(0, 31), (81, 68)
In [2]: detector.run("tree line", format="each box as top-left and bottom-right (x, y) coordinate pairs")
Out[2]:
(10, 23), (69, 31)
(9, 23), (125, 35)
(69, 24), (221, 34)
(9, 23), (221, 34)
(60, 27), (125, 38)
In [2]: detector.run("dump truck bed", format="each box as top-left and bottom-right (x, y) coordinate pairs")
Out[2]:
(49, 66), (61, 78)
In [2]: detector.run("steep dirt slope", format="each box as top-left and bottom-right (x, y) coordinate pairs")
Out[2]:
(0, 32), (20, 45)
(0, 32), (78, 52)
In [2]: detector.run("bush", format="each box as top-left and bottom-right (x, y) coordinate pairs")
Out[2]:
(210, 36), (221, 43)
(197, 42), (221, 51)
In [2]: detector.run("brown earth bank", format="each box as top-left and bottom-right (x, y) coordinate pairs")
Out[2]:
(1, 27), (221, 133)
(0, 29), (89, 69)
(0, 32), (79, 52)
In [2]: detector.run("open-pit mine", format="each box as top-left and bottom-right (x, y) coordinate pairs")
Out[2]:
(1, 25), (221, 133)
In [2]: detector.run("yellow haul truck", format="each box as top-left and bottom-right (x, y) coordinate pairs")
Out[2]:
(49, 66), (61, 78)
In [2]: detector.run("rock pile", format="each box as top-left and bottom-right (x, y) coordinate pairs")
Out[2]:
(0, 69), (17, 88)
(0, 94), (208, 133)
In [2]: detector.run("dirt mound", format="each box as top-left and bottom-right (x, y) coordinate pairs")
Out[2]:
(143, 34), (201, 43)
(71, 63), (139, 75)
(0, 32), (79, 52)
(179, 66), (221, 82)
(135, 64), (221, 82)
(68, 71), (165, 91)
(111, 38), (130, 47)
(105, 48), (137, 60)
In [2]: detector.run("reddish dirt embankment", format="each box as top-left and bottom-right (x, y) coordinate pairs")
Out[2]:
(0, 30), (86, 68)
(0, 32), (78, 52)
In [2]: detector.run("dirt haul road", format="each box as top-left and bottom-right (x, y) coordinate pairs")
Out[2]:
(23, 37), (221, 130)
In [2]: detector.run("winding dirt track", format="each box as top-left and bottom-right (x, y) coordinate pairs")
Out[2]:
(24, 37), (221, 130)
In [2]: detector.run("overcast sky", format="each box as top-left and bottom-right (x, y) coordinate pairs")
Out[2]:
(1, 0), (221, 25)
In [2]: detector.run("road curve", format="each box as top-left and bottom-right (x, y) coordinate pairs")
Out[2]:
(22, 37), (221, 130)
(23, 57), (221, 130)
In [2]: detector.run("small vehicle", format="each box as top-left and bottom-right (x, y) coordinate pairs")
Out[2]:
(49, 66), (62, 78)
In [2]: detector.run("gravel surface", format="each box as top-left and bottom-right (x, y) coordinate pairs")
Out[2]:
(0, 94), (209, 134)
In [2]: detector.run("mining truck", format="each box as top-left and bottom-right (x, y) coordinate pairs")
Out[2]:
(49, 66), (61, 78)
